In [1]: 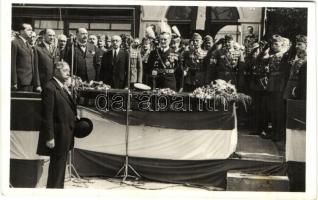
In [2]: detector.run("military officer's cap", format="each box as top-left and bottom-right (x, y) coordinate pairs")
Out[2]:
(142, 37), (151, 45)
(271, 34), (284, 43)
(224, 34), (234, 42)
(296, 35), (307, 44)
(192, 33), (202, 40)
(204, 35), (213, 42)
(251, 42), (260, 50)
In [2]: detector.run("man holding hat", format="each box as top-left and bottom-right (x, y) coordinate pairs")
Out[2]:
(147, 23), (180, 91)
(260, 34), (290, 141)
(183, 32), (208, 92)
(212, 34), (244, 88)
(37, 61), (78, 188)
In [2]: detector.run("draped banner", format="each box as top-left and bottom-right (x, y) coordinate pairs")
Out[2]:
(285, 99), (306, 162)
(285, 99), (306, 192)
(75, 106), (237, 160)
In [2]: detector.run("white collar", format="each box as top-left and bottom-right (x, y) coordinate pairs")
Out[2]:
(161, 47), (169, 52)
(53, 77), (64, 88)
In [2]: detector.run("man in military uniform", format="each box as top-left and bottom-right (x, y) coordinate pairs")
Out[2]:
(203, 35), (213, 51)
(261, 35), (290, 141)
(183, 33), (208, 92)
(244, 26), (258, 56)
(141, 37), (152, 86)
(284, 35), (307, 100)
(148, 30), (180, 91)
(128, 37), (143, 88)
(170, 32), (184, 92)
(212, 34), (244, 89)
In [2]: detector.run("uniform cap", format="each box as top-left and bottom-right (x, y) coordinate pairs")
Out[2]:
(224, 34), (234, 42)
(192, 32), (202, 40)
(296, 35), (307, 44)
(271, 34), (284, 43)
(204, 35), (213, 42)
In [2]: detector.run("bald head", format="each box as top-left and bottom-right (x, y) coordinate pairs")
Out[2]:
(111, 35), (122, 49)
(76, 28), (88, 43)
(44, 29), (55, 45)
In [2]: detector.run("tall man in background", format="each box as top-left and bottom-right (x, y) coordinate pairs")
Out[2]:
(72, 28), (101, 81)
(11, 23), (41, 92)
(35, 29), (59, 87)
(100, 35), (129, 89)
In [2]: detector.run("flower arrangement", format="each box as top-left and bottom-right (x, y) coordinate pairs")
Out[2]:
(72, 76), (111, 91)
(191, 79), (252, 110)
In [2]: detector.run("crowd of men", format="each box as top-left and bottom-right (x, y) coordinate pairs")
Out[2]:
(12, 23), (307, 143)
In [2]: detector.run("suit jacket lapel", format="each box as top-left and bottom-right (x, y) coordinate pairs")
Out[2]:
(18, 37), (31, 53)
(52, 79), (76, 112)
(40, 43), (54, 58)
(114, 49), (122, 64)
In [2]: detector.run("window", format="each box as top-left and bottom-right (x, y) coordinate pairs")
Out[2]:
(33, 20), (64, 34)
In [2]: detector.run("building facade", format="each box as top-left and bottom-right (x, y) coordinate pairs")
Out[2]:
(12, 4), (262, 44)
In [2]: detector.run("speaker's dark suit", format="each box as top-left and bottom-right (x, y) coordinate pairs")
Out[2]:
(11, 37), (40, 91)
(72, 43), (100, 81)
(35, 43), (60, 87)
(36, 78), (77, 188)
(100, 49), (129, 89)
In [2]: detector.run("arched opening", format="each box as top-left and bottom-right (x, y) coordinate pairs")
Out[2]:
(166, 6), (240, 39)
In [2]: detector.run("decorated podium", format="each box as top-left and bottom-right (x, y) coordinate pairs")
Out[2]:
(12, 80), (281, 189)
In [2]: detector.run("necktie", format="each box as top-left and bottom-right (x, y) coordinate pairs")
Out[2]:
(49, 45), (54, 54)
(113, 50), (117, 59)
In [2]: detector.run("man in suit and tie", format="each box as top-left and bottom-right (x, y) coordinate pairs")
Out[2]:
(11, 23), (41, 92)
(35, 29), (60, 88)
(100, 35), (129, 89)
(57, 34), (69, 62)
(37, 61), (78, 188)
(71, 28), (100, 81)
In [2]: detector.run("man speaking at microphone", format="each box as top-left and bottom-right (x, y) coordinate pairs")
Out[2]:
(37, 61), (77, 188)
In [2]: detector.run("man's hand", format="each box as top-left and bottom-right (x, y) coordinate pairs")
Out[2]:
(35, 86), (42, 93)
(46, 139), (55, 149)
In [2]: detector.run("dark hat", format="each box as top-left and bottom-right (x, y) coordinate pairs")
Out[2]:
(215, 38), (225, 45)
(224, 34), (234, 42)
(105, 35), (112, 42)
(296, 34), (307, 44)
(142, 37), (151, 44)
(192, 33), (202, 40)
(172, 34), (181, 42)
(271, 34), (284, 43)
(204, 35), (213, 42)
(74, 118), (93, 138)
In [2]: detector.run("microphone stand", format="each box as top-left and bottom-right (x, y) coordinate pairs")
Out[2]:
(115, 46), (141, 182)
(65, 38), (87, 186)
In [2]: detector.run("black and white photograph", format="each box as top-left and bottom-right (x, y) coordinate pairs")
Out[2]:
(0, 1), (317, 200)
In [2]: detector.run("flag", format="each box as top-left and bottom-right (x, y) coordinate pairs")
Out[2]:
(191, 6), (206, 30)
